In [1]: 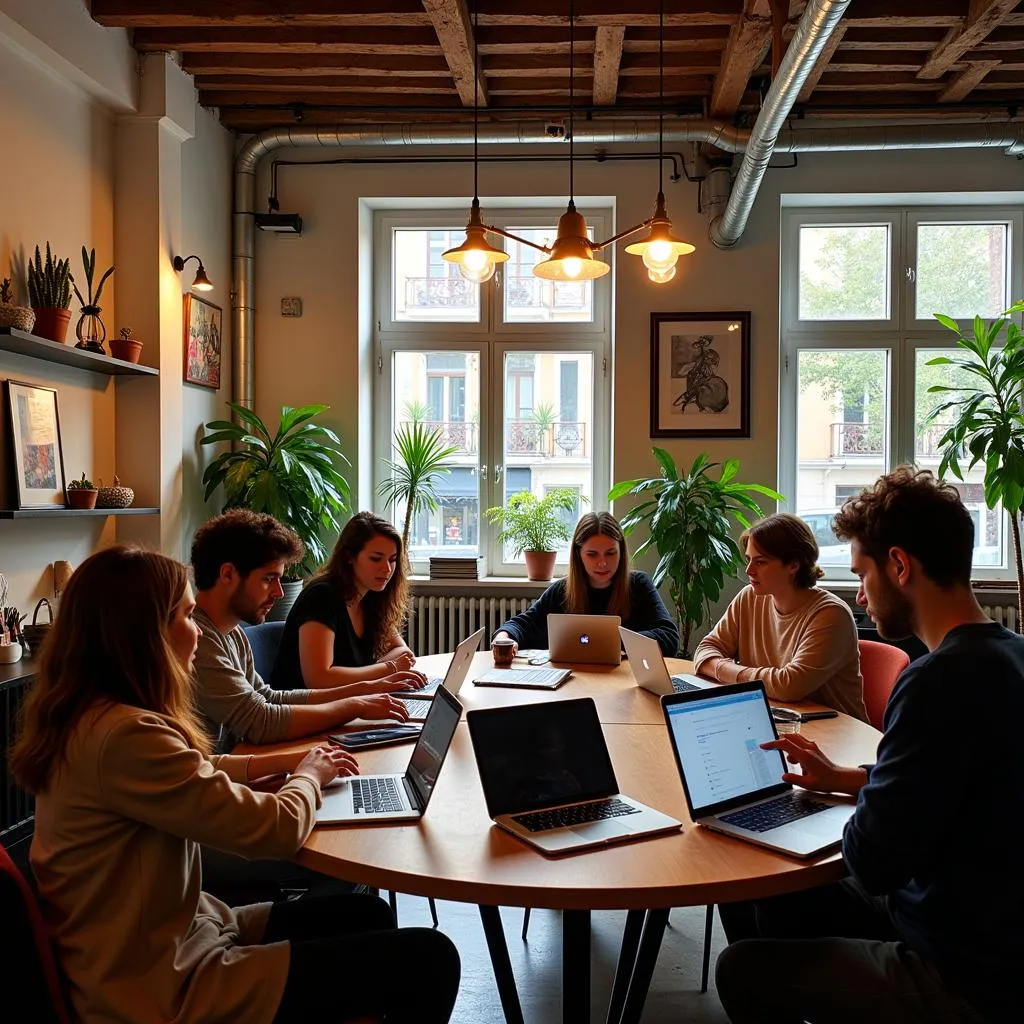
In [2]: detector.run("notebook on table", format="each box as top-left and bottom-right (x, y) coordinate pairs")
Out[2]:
(396, 627), (484, 720)
(547, 613), (622, 666)
(466, 697), (681, 855)
(661, 681), (855, 858)
(472, 665), (572, 690)
(317, 685), (463, 824)
(619, 627), (715, 696)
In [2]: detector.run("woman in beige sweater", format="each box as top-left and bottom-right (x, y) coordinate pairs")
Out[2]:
(693, 513), (867, 721)
(10, 545), (460, 1024)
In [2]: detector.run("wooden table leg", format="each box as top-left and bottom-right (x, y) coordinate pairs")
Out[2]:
(606, 909), (645, 1024)
(562, 908), (591, 1024)
(618, 908), (670, 1024)
(478, 904), (524, 1024)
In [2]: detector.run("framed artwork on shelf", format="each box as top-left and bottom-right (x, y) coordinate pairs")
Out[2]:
(649, 311), (751, 438)
(4, 379), (67, 508)
(184, 293), (222, 389)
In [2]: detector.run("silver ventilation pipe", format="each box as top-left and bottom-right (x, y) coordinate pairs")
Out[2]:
(709, 0), (852, 250)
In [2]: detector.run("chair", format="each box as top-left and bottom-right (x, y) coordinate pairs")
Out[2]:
(858, 638), (909, 731)
(242, 621), (287, 685)
(0, 840), (72, 1023)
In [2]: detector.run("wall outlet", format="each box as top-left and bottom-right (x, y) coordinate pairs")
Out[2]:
(281, 297), (303, 317)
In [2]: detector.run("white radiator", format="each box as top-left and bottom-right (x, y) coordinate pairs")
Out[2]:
(407, 594), (533, 655)
(981, 602), (1018, 631)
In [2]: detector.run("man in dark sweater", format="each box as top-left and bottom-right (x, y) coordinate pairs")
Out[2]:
(715, 467), (1023, 1023)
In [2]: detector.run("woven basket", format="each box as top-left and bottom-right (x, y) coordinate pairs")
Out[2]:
(0, 305), (36, 332)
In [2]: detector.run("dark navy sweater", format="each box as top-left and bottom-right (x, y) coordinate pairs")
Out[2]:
(494, 571), (679, 657)
(843, 621), (1024, 1021)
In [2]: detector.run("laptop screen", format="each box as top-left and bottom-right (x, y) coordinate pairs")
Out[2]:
(468, 698), (618, 817)
(406, 686), (462, 808)
(663, 684), (789, 817)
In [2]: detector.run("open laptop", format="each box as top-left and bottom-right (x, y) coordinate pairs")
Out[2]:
(662, 681), (855, 858)
(317, 684), (463, 824)
(619, 627), (715, 696)
(547, 613), (622, 666)
(396, 627), (485, 720)
(466, 697), (681, 855)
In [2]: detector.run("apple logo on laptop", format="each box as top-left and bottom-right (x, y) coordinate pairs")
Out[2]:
(642, 658), (650, 670)
(579, 634), (590, 645)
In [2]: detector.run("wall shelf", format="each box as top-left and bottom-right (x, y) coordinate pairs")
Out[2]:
(0, 327), (158, 377)
(0, 507), (160, 519)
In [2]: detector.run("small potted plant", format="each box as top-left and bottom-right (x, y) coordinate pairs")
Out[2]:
(71, 246), (114, 353)
(0, 277), (35, 333)
(66, 473), (99, 510)
(109, 326), (142, 364)
(27, 243), (72, 343)
(484, 487), (584, 581)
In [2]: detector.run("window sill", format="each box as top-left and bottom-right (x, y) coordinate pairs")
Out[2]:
(410, 576), (554, 597)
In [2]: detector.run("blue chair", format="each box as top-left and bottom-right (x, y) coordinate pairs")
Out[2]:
(242, 621), (287, 685)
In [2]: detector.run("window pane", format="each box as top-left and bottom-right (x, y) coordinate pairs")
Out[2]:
(798, 225), (890, 321)
(502, 228), (594, 324)
(915, 348), (1004, 568)
(796, 349), (889, 565)
(390, 350), (480, 559)
(503, 351), (593, 562)
(915, 222), (1009, 320)
(392, 229), (480, 323)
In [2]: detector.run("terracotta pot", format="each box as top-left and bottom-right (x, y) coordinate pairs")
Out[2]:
(32, 307), (72, 344)
(67, 488), (98, 510)
(524, 549), (557, 582)
(109, 338), (143, 363)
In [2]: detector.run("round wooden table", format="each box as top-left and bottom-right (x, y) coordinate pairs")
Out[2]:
(243, 651), (880, 1024)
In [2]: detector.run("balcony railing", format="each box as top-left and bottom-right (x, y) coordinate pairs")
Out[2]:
(830, 421), (883, 457)
(404, 276), (474, 309)
(916, 422), (953, 459)
(401, 419), (478, 454)
(506, 275), (588, 312)
(505, 420), (587, 458)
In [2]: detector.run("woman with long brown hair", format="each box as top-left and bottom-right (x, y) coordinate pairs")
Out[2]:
(271, 511), (424, 690)
(10, 545), (459, 1024)
(493, 510), (679, 656)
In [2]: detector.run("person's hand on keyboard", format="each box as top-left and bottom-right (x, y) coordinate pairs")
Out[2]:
(383, 650), (417, 673)
(294, 744), (360, 788)
(345, 693), (412, 724)
(761, 733), (867, 795)
(374, 669), (428, 693)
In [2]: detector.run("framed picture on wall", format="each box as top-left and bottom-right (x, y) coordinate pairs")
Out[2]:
(649, 311), (751, 438)
(184, 293), (222, 389)
(4, 380), (67, 508)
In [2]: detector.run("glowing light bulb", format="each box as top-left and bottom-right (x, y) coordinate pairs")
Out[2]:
(648, 264), (677, 284)
(561, 257), (583, 279)
(642, 247), (679, 274)
(457, 248), (497, 283)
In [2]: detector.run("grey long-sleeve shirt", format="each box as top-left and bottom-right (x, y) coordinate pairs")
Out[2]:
(193, 607), (313, 751)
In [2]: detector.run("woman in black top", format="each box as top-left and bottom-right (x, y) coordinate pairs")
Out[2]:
(492, 511), (679, 656)
(270, 512), (426, 692)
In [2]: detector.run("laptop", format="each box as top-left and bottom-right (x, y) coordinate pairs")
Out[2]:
(661, 682), (855, 858)
(547, 613), (622, 666)
(619, 627), (715, 696)
(466, 697), (681, 855)
(316, 684), (463, 824)
(396, 627), (484, 720)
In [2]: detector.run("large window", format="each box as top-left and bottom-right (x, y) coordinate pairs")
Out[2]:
(375, 209), (611, 574)
(780, 206), (1023, 579)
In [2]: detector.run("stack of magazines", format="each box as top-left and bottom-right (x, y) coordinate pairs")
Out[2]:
(429, 556), (481, 580)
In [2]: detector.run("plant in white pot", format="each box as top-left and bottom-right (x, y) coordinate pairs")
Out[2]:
(484, 488), (585, 581)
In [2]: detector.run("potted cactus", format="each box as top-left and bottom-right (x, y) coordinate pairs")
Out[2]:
(109, 326), (143, 364)
(27, 243), (72, 343)
(66, 473), (98, 510)
(71, 246), (114, 353)
(0, 277), (35, 333)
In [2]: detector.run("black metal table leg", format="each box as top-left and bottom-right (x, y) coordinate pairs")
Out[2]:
(562, 908), (591, 1024)
(478, 904), (525, 1024)
(606, 909), (646, 1024)
(618, 907), (670, 1024)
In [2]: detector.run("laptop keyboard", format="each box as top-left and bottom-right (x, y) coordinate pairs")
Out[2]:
(400, 697), (433, 718)
(671, 675), (703, 693)
(351, 776), (405, 814)
(512, 798), (641, 833)
(720, 792), (833, 833)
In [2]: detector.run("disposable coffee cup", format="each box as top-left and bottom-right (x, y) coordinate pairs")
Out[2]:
(491, 639), (516, 666)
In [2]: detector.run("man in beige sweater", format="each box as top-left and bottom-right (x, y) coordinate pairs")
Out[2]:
(693, 512), (867, 721)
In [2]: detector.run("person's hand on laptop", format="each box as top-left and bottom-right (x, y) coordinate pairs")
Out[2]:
(369, 669), (428, 693)
(761, 733), (868, 795)
(383, 650), (417, 673)
(294, 744), (361, 788)
(343, 694), (412, 723)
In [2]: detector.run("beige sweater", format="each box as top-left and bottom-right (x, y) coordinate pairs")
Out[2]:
(31, 702), (322, 1024)
(693, 586), (867, 721)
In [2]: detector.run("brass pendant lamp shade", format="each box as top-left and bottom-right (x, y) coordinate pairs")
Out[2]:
(533, 201), (609, 281)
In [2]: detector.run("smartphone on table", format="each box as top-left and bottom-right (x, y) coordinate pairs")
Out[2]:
(328, 725), (422, 751)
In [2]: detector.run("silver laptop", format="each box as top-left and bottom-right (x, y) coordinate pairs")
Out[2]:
(396, 627), (485, 720)
(547, 613), (622, 666)
(467, 697), (681, 855)
(619, 627), (715, 696)
(316, 685), (463, 824)
(662, 682), (855, 858)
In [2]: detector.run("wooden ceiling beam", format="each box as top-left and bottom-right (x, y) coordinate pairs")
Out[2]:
(796, 24), (845, 103)
(710, 0), (772, 119)
(592, 26), (626, 106)
(91, 1), (430, 28)
(201, 89), (460, 109)
(917, 0), (1019, 80)
(194, 76), (459, 94)
(132, 27), (441, 53)
(182, 53), (451, 76)
(937, 59), (1001, 101)
(422, 0), (485, 108)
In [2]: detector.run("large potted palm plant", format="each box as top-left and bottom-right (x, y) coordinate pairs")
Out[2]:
(610, 450), (782, 656)
(201, 403), (352, 619)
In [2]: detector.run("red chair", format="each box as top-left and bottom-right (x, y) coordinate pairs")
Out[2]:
(0, 840), (71, 1023)
(858, 639), (910, 730)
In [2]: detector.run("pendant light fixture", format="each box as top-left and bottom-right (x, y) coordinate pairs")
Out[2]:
(624, 0), (695, 282)
(441, 0), (509, 284)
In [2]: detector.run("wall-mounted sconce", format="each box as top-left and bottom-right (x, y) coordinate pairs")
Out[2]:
(172, 254), (213, 292)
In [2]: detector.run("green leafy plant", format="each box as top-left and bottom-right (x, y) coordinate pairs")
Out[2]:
(530, 402), (558, 454)
(71, 246), (114, 314)
(67, 473), (95, 490)
(201, 403), (352, 578)
(27, 243), (72, 309)
(378, 422), (459, 555)
(610, 450), (782, 657)
(401, 399), (432, 424)
(484, 487), (585, 555)
(925, 300), (1024, 624)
